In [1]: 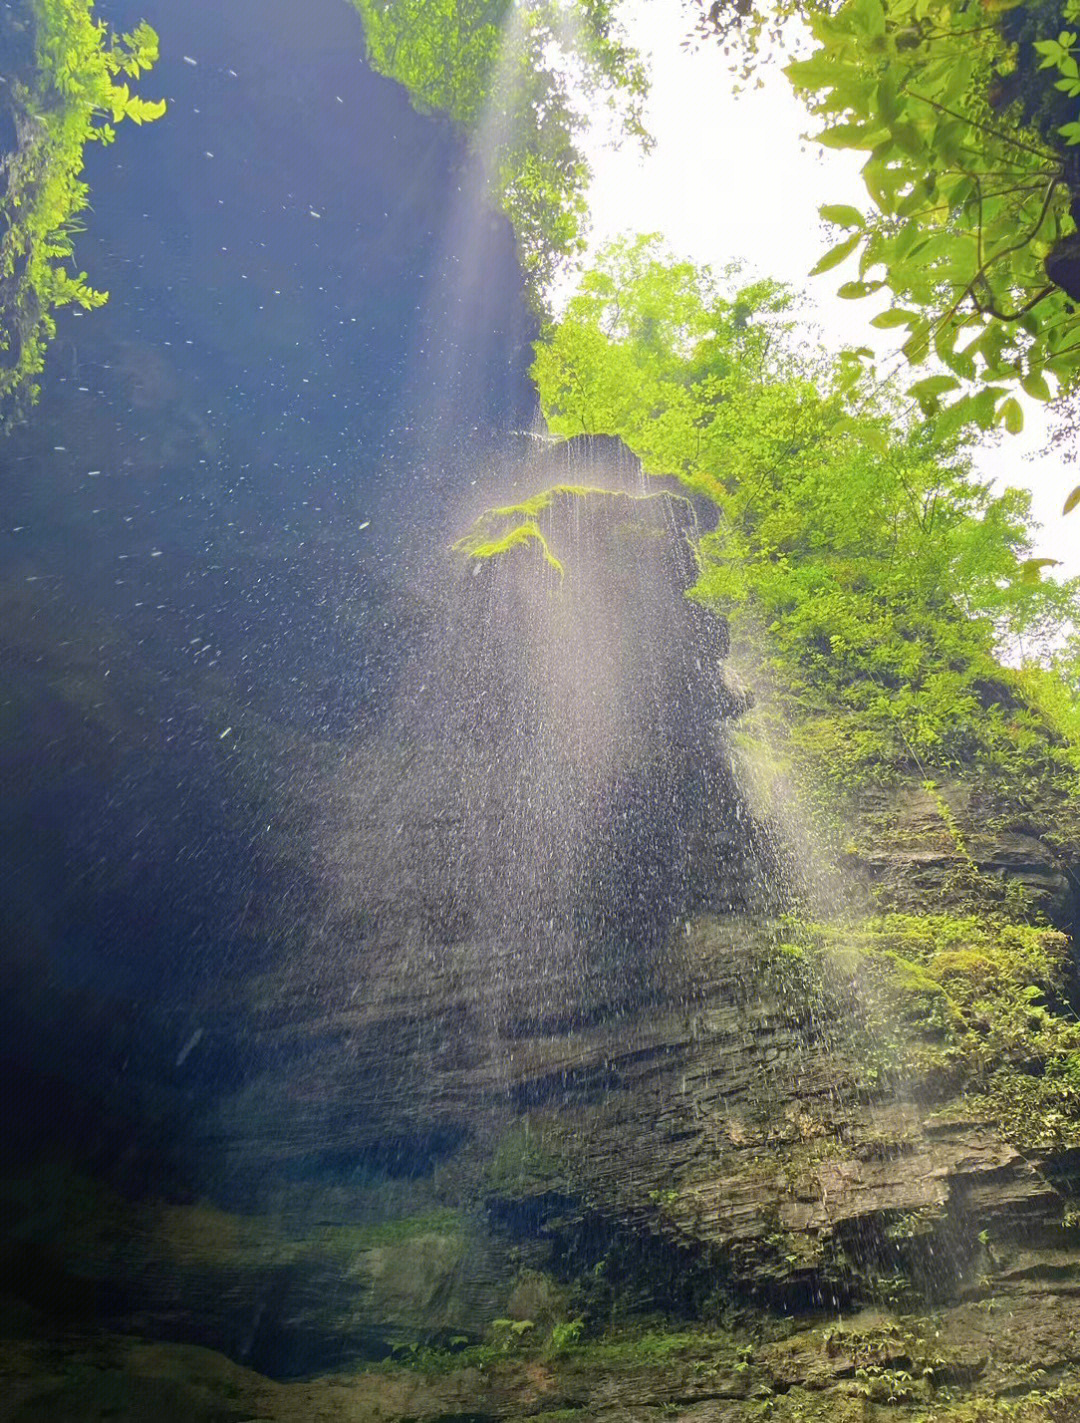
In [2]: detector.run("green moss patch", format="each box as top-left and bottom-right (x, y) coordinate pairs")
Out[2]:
(455, 517), (565, 577)
(453, 482), (694, 584)
(772, 912), (1080, 1150)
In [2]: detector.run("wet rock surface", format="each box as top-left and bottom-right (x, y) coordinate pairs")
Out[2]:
(3, 4), (1080, 1415)
(4, 468), (1080, 1415)
(6, 831), (1080, 1418)
(4, 462), (1080, 1415)
(849, 778), (1080, 932)
(5, 1292), (1080, 1420)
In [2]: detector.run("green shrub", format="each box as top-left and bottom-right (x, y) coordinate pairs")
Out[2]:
(1, 0), (164, 424)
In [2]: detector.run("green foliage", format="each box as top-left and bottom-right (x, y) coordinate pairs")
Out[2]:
(781, 0), (1080, 421)
(489, 1316), (537, 1347)
(547, 1318), (585, 1352)
(1012, 644), (1080, 744)
(456, 516), (567, 576)
(374, 1319), (736, 1380)
(547, 1326), (736, 1366)
(780, 912), (1080, 1150)
(532, 237), (1080, 791)
(348, 0), (648, 293)
(452, 483), (610, 578)
(326, 1209), (466, 1249)
(532, 234), (804, 490)
(453, 482), (693, 582)
(0, 0), (164, 424)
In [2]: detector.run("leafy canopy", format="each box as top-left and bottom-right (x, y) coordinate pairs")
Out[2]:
(533, 236), (1080, 787)
(690, 0), (1080, 513)
(0, 0), (165, 425)
(348, 0), (649, 293)
(785, 0), (1080, 436)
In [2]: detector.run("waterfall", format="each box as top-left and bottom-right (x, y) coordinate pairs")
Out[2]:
(327, 434), (774, 1037)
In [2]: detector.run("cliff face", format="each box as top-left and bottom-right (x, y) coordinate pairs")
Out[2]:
(4, 445), (1080, 1422)
(322, 436), (768, 1014)
(4, 763), (1080, 1420)
(5, 0), (1080, 1413)
(2, 9), (1078, 1389)
(0, 0), (536, 1181)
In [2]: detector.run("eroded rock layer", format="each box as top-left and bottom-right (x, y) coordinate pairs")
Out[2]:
(4, 435), (1080, 1420)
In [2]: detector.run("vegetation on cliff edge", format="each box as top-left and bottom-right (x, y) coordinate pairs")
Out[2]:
(532, 235), (1080, 802)
(772, 912), (1080, 1151)
(348, 0), (648, 294)
(0, 0), (165, 427)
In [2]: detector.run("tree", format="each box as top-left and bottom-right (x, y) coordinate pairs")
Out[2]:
(690, 0), (1080, 513)
(788, 0), (1080, 427)
(532, 236), (1080, 784)
(0, 0), (165, 427)
(349, 0), (649, 294)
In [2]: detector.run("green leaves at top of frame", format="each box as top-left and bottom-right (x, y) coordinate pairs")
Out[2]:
(787, 0), (1080, 430)
(348, 0), (649, 296)
(0, 0), (165, 427)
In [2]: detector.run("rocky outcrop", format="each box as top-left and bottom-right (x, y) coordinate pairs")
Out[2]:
(7, 1289), (1080, 1420)
(185, 905), (1080, 1324)
(4, 425), (1080, 1419)
(848, 778), (1080, 931)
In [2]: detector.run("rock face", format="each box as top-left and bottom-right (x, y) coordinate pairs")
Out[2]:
(318, 435), (772, 1030)
(5, 888), (1080, 1422)
(4, 431), (1080, 1419)
(2, 16), (1079, 1393)
(191, 904), (1080, 1328)
(849, 777), (1080, 933)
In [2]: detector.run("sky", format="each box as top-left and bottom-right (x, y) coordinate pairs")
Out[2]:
(577, 2), (1080, 579)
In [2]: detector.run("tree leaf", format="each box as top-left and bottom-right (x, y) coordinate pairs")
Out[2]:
(902, 322), (932, 362)
(1065, 484), (1080, 514)
(1018, 557), (1061, 583)
(876, 71), (900, 122)
(910, 373), (960, 411)
(838, 279), (883, 298)
(1021, 370), (1052, 401)
(810, 233), (862, 275)
(820, 204), (866, 229)
(996, 396), (1025, 434)
(891, 122), (925, 158)
(817, 121), (883, 149)
(853, 0), (886, 39)
(910, 374), (960, 399)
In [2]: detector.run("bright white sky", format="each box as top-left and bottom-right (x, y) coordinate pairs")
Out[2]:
(577, 2), (1080, 578)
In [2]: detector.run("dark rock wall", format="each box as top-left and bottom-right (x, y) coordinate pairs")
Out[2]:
(321, 435), (772, 1027)
(0, 0), (536, 1201)
(4, 5), (1080, 1417)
